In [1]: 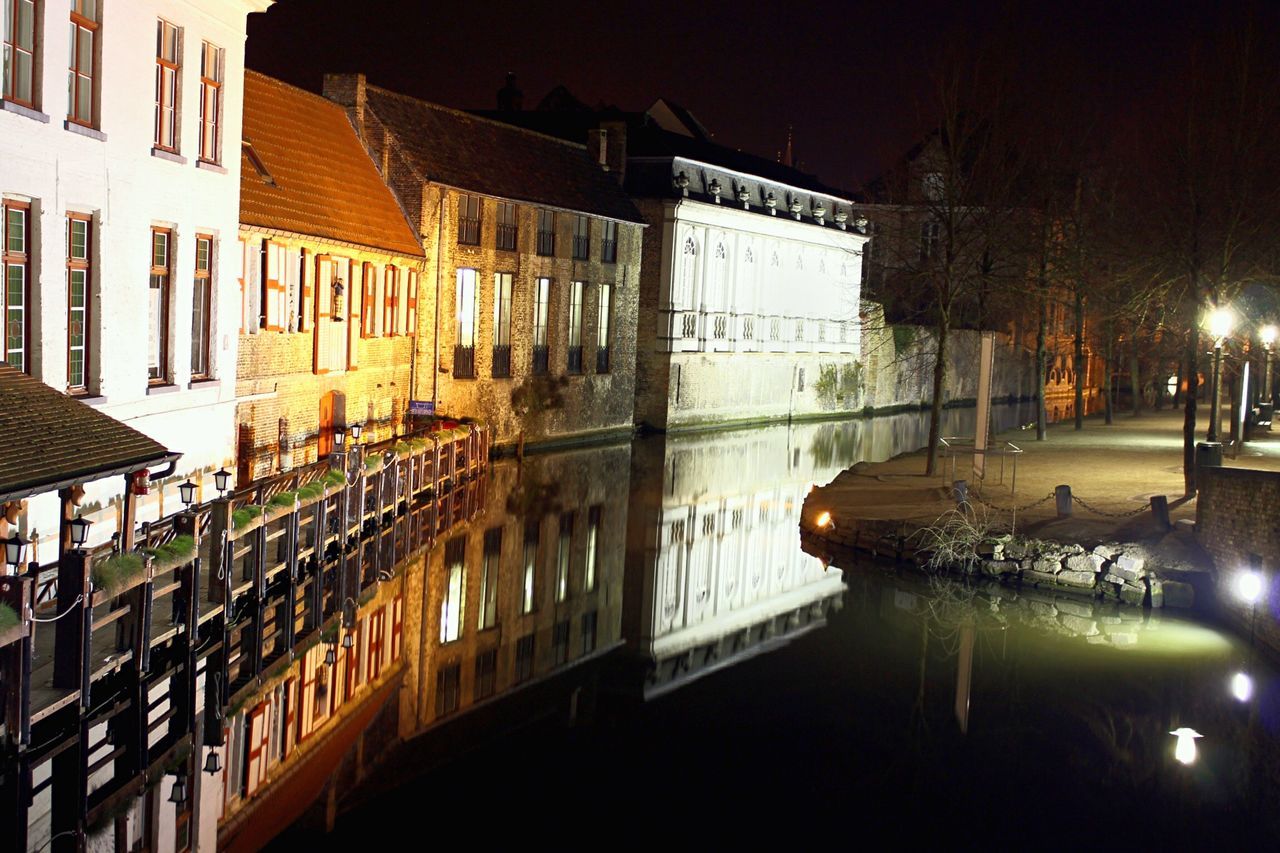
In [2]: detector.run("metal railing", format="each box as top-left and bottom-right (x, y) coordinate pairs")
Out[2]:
(536, 230), (555, 256)
(491, 345), (511, 378)
(567, 345), (583, 374)
(454, 344), (476, 379)
(937, 436), (1023, 494)
(495, 223), (517, 252)
(532, 344), (549, 375)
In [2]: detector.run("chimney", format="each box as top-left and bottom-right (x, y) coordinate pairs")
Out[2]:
(497, 72), (523, 111)
(600, 120), (627, 185)
(323, 73), (367, 131)
(587, 128), (609, 168)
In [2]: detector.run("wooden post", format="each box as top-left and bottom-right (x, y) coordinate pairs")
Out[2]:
(208, 500), (230, 605)
(1, 574), (32, 747)
(174, 514), (201, 740)
(53, 551), (91, 698)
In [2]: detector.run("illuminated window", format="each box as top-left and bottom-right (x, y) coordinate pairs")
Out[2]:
(595, 284), (611, 373)
(66, 215), (91, 391)
(532, 277), (550, 375)
(478, 527), (500, 631)
(454, 268), (477, 378)
(566, 280), (583, 373)
(154, 19), (181, 151)
(492, 272), (512, 378)
(68, 0), (98, 126)
(920, 220), (940, 261)
(440, 537), (466, 643)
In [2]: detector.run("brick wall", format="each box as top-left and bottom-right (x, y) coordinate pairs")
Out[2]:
(1196, 465), (1280, 658)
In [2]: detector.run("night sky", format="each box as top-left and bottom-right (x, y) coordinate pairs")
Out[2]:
(247, 0), (1272, 188)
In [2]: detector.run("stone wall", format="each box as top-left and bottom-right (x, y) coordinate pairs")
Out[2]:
(1195, 465), (1280, 657)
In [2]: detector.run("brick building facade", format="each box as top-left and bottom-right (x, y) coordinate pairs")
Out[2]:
(323, 75), (646, 451)
(235, 72), (426, 483)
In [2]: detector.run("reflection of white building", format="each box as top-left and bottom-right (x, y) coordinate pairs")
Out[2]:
(625, 423), (851, 696)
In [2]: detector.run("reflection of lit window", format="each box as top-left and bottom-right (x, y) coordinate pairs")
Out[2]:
(923, 171), (944, 200)
(478, 528), (500, 630)
(515, 634), (535, 682)
(585, 506), (601, 592)
(553, 620), (570, 665)
(556, 513), (573, 603)
(435, 663), (461, 716)
(440, 537), (466, 643)
(521, 521), (539, 615)
(581, 611), (597, 654)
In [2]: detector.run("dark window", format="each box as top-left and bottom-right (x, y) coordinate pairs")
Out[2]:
(581, 610), (597, 655)
(536, 209), (555, 256)
(515, 633), (535, 682)
(920, 220), (940, 261)
(458, 194), (481, 245)
(496, 201), (517, 251)
(478, 527), (501, 630)
(572, 215), (590, 260)
(601, 220), (618, 264)
(552, 620), (570, 666)
(474, 648), (497, 700)
(435, 663), (461, 717)
(4, 0), (36, 107)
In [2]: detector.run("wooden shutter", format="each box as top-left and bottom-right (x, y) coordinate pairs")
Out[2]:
(298, 249), (313, 332)
(313, 255), (331, 374)
(368, 608), (385, 682)
(406, 271), (419, 336)
(345, 258), (360, 369)
(263, 241), (286, 331)
(283, 677), (298, 759)
(299, 646), (317, 740)
(362, 263), (376, 338)
(354, 618), (367, 688)
(238, 238), (251, 334)
(383, 266), (397, 336)
(245, 701), (272, 796)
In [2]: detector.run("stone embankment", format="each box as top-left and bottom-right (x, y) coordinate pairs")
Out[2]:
(800, 516), (1196, 610)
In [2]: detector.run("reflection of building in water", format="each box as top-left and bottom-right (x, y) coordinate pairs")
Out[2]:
(624, 424), (853, 697)
(399, 445), (630, 734)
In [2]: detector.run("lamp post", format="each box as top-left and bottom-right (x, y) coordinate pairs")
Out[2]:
(1261, 324), (1277, 416)
(1206, 306), (1234, 443)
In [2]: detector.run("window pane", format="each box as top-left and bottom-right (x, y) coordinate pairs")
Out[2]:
(153, 232), (168, 267)
(8, 209), (25, 253)
(78, 28), (92, 73)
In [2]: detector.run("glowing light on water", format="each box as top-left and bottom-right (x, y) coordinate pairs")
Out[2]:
(1230, 672), (1253, 703)
(1170, 727), (1203, 766)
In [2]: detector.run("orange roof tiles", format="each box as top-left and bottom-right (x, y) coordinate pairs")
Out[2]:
(240, 71), (423, 257)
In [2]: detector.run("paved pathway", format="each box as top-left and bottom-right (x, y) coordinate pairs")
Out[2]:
(807, 405), (1280, 553)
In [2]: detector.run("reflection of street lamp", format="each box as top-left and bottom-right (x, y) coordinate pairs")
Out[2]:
(1230, 671), (1254, 703)
(1261, 325), (1277, 412)
(1170, 727), (1203, 765)
(1206, 306), (1234, 442)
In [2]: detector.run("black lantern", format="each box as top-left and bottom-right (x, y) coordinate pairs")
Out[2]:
(168, 773), (188, 805)
(178, 480), (197, 507)
(332, 280), (345, 321)
(333, 427), (346, 449)
(4, 531), (27, 568)
(69, 514), (92, 548)
(350, 422), (363, 441)
(213, 468), (231, 495)
(342, 633), (354, 650)
(325, 645), (337, 666)
(203, 751), (222, 775)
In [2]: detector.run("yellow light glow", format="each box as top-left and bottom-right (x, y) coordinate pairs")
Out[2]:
(815, 511), (832, 529)
(1230, 671), (1254, 703)
(1206, 306), (1234, 340)
(1262, 325), (1278, 347)
(1236, 570), (1264, 604)
(1170, 727), (1202, 765)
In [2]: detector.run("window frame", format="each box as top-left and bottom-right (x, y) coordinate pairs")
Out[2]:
(566, 280), (584, 374)
(596, 282), (611, 374)
(495, 201), (517, 252)
(191, 233), (213, 380)
(3, 200), (30, 373)
(601, 220), (618, 264)
(383, 265), (398, 336)
(361, 262), (376, 338)
(532, 276), (550, 375)
(536, 209), (555, 256)
(67, 0), (98, 127)
(148, 227), (173, 384)
(198, 41), (223, 164)
(154, 18), (181, 152)
(66, 214), (92, 392)
(261, 240), (287, 332)
(491, 271), (512, 378)
(571, 215), (590, 261)
(3, 0), (37, 108)
(453, 267), (477, 379)
(457, 194), (481, 246)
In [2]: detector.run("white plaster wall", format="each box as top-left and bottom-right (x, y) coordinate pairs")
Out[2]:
(0, 0), (268, 467)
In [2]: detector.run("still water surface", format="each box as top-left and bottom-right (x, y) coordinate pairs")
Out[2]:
(283, 406), (1280, 847)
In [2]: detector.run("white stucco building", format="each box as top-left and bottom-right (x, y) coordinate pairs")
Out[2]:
(1, 0), (269, 549)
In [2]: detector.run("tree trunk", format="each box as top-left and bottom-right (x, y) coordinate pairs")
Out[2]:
(1073, 288), (1085, 429)
(1173, 360), (1183, 408)
(1182, 330), (1200, 496)
(1036, 294), (1048, 440)
(925, 317), (950, 477)
(1130, 350), (1141, 417)
(1103, 318), (1114, 425)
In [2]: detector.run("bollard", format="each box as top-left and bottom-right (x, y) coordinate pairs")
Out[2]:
(1055, 484), (1073, 517)
(952, 479), (968, 505)
(1150, 495), (1171, 530)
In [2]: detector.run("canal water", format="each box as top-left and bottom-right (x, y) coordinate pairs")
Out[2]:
(276, 405), (1280, 847)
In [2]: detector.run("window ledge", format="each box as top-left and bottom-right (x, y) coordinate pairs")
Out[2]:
(0, 100), (49, 123)
(79, 394), (109, 407)
(64, 120), (105, 141)
(146, 383), (180, 396)
(151, 147), (186, 165)
(187, 378), (220, 391)
(196, 160), (227, 174)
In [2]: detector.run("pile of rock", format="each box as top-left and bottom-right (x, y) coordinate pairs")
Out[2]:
(953, 539), (1195, 609)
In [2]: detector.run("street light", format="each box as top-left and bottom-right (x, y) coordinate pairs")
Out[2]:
(213, 468), (231, 496)
(168, 772), (188, 805)
(4, 531), (28, 569)
(68, 514), (91, 549)
(1170, 727), (1203, 766)
(334, 427), (346, 450)
(203, 751), (222, 775)
(350, 422), (362, 442)
(1205, 305), (1234, 443)
(1262, 324), (1277, 413)
(178, 480), (197, 507)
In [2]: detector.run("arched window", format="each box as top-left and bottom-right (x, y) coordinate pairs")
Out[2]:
(674, 235), (697, 309)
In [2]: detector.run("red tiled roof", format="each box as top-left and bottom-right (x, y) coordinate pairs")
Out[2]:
(240, 71), (423, 257)
(364, 85), (645, 224)
(0, 366), (177, 503)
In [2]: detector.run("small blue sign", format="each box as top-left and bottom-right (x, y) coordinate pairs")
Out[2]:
(408, 400), (435, 416)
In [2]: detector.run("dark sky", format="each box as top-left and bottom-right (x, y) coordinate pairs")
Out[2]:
(246, 0), (1268, 188)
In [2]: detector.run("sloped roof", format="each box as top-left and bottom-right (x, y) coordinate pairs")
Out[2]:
(240, 71), (423, 257)
(364, 85), (645, 224)
(0, 366), (178, 503)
